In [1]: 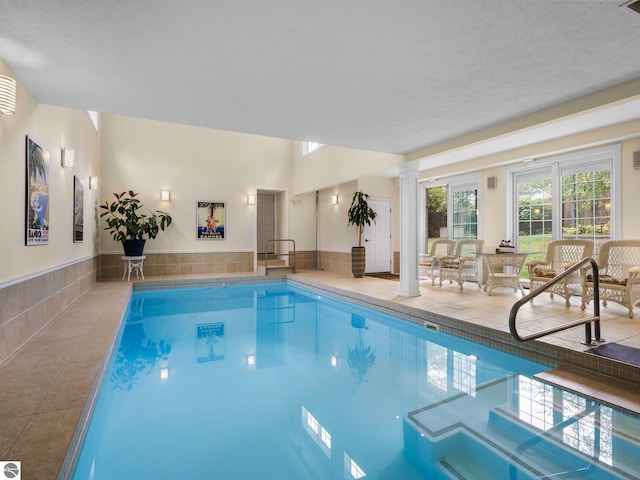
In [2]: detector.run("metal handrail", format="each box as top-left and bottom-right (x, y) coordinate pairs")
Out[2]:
(264, 239), (296, 275)
(509, 258), (601, 345)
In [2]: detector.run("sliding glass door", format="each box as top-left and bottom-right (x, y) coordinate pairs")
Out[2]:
(507, 145), (620, 264)
(420, 174), (482, 254)
(515, 169), (553, 260)
(451, 184), (478, 241)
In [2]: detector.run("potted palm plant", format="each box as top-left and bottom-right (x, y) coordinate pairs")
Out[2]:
(100, 190), (173, 256)
(347, 191), (377, 278)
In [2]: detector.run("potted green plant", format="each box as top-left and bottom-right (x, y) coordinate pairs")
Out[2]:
(347, 191), (377, 278)
(100, 190), (173, 256)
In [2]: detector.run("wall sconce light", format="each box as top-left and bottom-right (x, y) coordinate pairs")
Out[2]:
(161, 190), (171, 202)
(331, 355), (338, 367)
(331, 194), (338, 205)
(247, 354), (256, 366)
(247, 194), (256, 205)
(160, 367), (169, 380)
(89, 176), (98, 190)
(61, 147), (75, 169)
(0, 75), (17, 115)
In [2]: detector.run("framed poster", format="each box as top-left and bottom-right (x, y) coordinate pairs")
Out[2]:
(195, 322), (225, 363)
(73, 176), (84, 243)
(196, 201), (225, 239)
(26, 136), (50, 245)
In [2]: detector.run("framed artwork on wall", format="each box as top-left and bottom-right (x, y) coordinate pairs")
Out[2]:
(74, 176), (84, 243)
(25, 136), (50, 245)
(196, 201), (225, 239)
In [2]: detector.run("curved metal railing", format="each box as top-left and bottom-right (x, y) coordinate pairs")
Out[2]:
(509, 258), (601, 345)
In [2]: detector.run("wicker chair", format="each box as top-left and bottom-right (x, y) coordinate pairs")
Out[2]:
(581, 240), (640, 318)
(438, 239), (484, 291)
(526, 239), (594, 307)
(419, 239), (456, 286)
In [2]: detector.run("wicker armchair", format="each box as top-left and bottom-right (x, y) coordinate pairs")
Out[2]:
(581, 240), (640, 318)
(526, 239), (594, 307)
(438, 239), (484, 291)
(419, 239), (456, 286)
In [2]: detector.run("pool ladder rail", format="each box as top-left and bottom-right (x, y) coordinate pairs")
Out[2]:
(509, 258), (602, 346)
(264, 239), (296, 275)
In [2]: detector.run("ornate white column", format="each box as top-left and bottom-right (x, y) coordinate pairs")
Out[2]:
(398, 161), (421, 297)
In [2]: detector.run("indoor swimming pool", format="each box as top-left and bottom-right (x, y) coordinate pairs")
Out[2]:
(66, 282), (640, 479)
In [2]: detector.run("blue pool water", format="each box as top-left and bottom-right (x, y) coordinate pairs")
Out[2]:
(69, 283), (640, 479)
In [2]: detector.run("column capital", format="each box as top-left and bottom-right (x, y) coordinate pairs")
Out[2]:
(398, 161), (420, 176)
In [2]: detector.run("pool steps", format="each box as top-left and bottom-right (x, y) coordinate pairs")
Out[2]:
(404, 374), (640, 479)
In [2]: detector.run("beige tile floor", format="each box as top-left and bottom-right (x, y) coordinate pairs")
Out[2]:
(1, 270), (639, 479)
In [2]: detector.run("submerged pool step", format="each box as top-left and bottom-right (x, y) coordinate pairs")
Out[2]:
(439, 450), (510, 479)
(404, 372), (640, 479)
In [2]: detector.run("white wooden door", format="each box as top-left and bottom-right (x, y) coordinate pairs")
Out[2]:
(364, 198), (392, 273)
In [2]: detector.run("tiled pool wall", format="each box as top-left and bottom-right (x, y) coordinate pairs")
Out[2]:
(0, 256), (99, 365)
(127, 274), (640, 388)
(133, 274), (289, 291)
(286, 277), (640, 388)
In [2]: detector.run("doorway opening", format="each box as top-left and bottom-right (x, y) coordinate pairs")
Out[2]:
(256, 189), (289, 270)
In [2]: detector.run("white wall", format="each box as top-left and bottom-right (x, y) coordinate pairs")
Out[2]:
(99, 115), (294, 254)
(319, 181), (358, 252)
(288, 190), (320, 251)
(291, 142), (403, 195)
(0, 60), (101, 285)
(620, 137), (640, 239)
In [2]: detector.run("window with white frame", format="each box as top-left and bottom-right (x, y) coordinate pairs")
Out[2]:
(420, 174), (482, 253)
(86, 110), (99, 133)
(302, 142), (324, 156)
(506, 145), (620, 259)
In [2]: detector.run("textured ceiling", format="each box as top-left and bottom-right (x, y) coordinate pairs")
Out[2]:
(1, 0), (640, 158)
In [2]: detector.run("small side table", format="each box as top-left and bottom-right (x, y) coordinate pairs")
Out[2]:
(121, 256), (146, 281)
(481, 253), (528, 296)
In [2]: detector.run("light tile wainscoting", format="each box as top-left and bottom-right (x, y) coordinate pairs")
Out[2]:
(319, 251), (353, 275)
(99, 252), (256, 279)
(99, 250), (354, 280)
(0, 257), (99, 365)
(300, 251), (397, 275)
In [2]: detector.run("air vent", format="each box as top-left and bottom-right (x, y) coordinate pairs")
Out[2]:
(633, 150), (640, 169)
(620, 0), (640, 17)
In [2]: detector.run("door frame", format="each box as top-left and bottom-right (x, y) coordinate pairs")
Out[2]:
(363, 197), (392, 273)
(254, 188), (289, 271)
